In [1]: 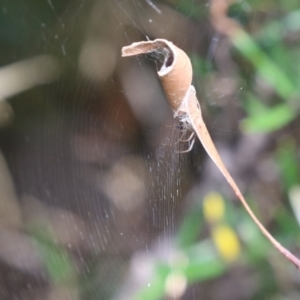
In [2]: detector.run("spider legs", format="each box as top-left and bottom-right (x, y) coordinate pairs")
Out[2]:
(175, 131), (196, 153)
(179, 131), (195, 143)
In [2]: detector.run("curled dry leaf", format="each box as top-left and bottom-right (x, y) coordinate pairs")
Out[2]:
(121, 39), (300, 268)
(122, 39), (192, 111)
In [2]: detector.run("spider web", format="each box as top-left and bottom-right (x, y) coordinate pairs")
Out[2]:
(0, 0), (290, 299)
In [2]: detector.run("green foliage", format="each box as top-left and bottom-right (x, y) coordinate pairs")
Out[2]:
(133, 191), (298, 299)
(232, 10), (300, 134)
(241, 94), (296, 133)
(175, 203), (203, 248)
(32, 228), (75, 284)
(276, 140), (300, 190)
(232, 30), (296, 99)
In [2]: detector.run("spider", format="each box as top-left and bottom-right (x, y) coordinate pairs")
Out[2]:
(175, 117), (195, 153)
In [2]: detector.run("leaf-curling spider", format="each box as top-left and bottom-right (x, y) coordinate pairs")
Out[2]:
(175, 114), (195, 153)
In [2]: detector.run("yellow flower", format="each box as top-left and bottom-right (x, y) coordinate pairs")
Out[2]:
(203, 192), (225, 223)
(212, 224), (241, 262)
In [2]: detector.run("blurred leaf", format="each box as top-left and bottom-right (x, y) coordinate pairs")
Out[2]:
(134, 241), (226, 300)
(276, 139), (300, 190)
(288, 186), (300, 228)
(275, 207), (300, 241)
(175, 0), (208, 20)
(257, 21), (283, 45)
(232, 30), (296, 99)
(241, 103), (296, 133)
(181, 241), (226, 283)
(228, 2), (251, 26)
(33, 229), (74, 284)
(184, 254), (226, 282)
(191, 55), (213, 77)
(176, 203), (203, 248)
(242, 93), (268, 115)
(284, 10), (300, 31)
(133, 264), (168, 300)
(238, 217), (270, 261)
